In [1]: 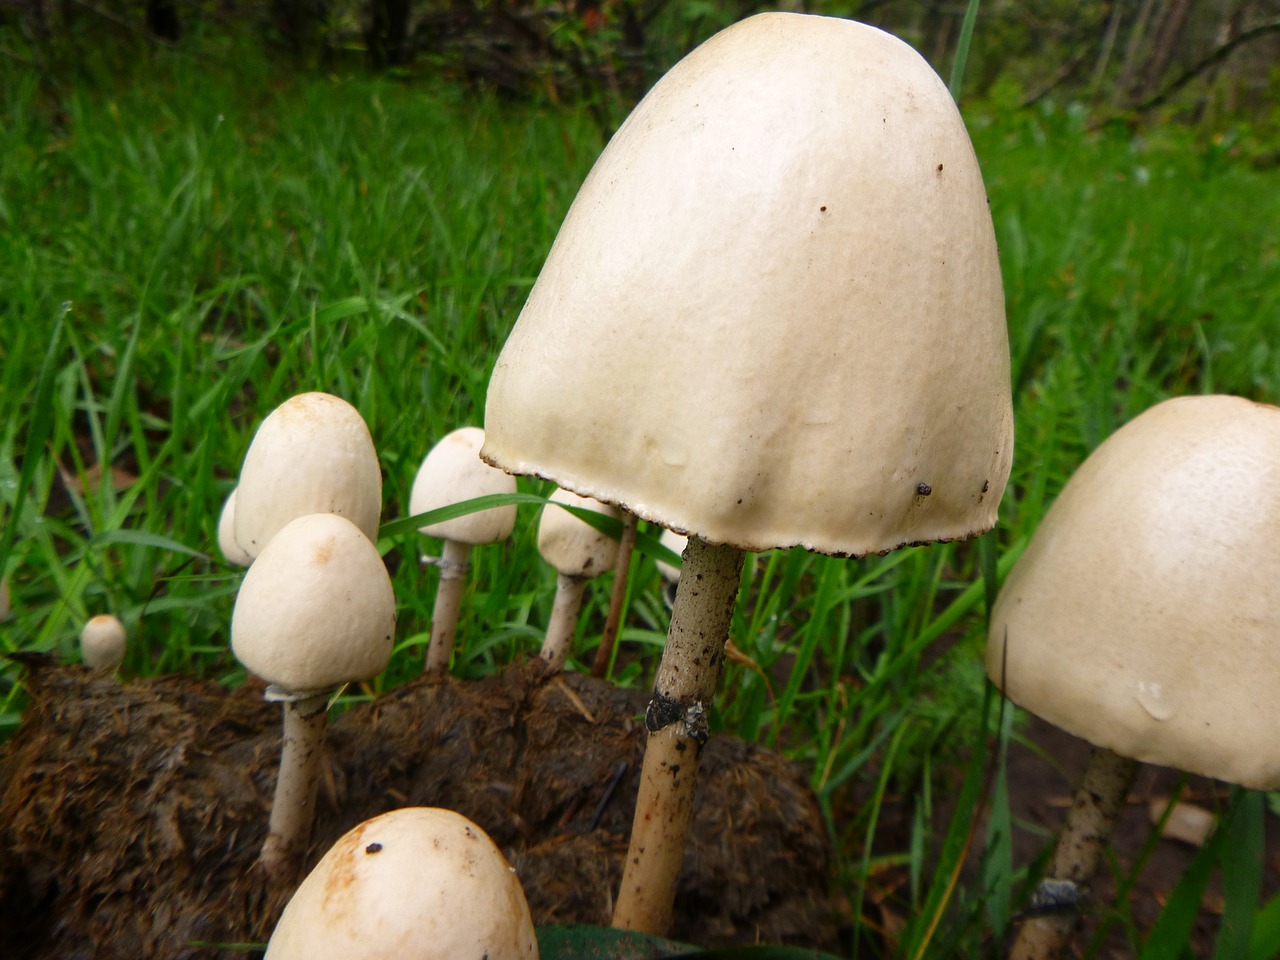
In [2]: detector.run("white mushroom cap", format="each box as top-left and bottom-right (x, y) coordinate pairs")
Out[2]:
(410, 427), (517, 545)
(988, 395), (1280, 790)
(80, 614), (127, 670)
(231, 512), (395, 692)
(483, 12), (1011, 557)
(265, 807), (539, 960)
(235, 392), (382, 558)
(537, 489), (620, 579)
(217, 487), (254, 567)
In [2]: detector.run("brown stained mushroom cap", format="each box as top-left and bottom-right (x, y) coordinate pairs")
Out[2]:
(235, 392), (382, 558)
(265, 807), (539, 960)
(410, 427), (517, 545)
(482, 12), (1011, 557)
(231, 513), (395, 692)
(537, 488), (621, 578)
(80, 614), (127, 670)
(988, 395), (1280, 790)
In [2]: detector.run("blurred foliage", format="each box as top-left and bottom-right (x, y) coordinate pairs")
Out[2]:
(3, 0), (1279, 131)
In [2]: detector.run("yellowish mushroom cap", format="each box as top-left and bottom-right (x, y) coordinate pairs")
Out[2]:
(231, 512), (395, 692)
(265, 807), (538, 960)
(483, 12), (1011, 557)
(988, 395), (1280, 790)
(537, 489), (620, 578)
(235, 393), (382, 558)
(80, 614), (127, 670)
(410, 427), (517, 546)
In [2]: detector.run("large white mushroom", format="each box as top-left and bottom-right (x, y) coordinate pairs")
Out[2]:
(265, 807), (538, 960)
(232, 512), (396, 881)
(988, 395), (1280, 960)
(409, 426), (517, 673)
(483, 12), (1011, 933)
(235, 392), (382, 558)
(536, 488), (620, 669)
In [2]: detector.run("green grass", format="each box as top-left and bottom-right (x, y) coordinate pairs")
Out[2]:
(2, 44), (1280, 959)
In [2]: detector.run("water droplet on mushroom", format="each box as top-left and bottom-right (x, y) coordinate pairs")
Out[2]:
(661, 445), (687, 467)
(1135, 679), (1176, 721)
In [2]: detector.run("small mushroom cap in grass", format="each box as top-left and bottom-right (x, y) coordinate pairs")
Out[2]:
(217, 488), (254, 567)
(482, 12), (1012, 557)
(410, 426), (517, 545)
(538, 489), (621, 578)
(235, 392), (382, 558)
(988, 394), (1280, 790)
(80, 614), (127, 670)
(265, 807), (539, 960)
(231, 513), (395, 692)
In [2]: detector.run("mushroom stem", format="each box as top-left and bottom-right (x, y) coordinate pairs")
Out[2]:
(1011, 746), (1138, 960)
(260, 690), (330, 883)
(612, 535), (744, 934)
(424, 539), (473, 674)
(591, 511), (638, 679)
(540, 572), (588, 669)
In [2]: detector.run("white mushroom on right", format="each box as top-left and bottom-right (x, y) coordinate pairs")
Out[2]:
(265, 807), (538, 960)
(482, 12), (1012, 934)
(988, 394), (1280, 960)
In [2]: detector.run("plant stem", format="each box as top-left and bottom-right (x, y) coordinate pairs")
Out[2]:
(1011, 746), (1138, 960)
(612, 535), (744, 935)
(260, 691), (330, 883)
(591, 510), (637, 678)
(540, 572), (587, 669)
(425, 539), (472, 674)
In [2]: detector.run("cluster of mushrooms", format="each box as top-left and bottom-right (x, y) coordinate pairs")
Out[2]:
(48, 10), (1274, 959)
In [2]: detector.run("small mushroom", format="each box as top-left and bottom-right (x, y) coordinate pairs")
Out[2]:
(80, 614), (127, 671)
(483, 12), (1011, 933)
(217, 487), (254, 567)
(989, 395), (1280, 960)
(409, 427), (517, 673)
(653, 528), (688, 609)
(231, 512), (396, 881)
(265, 807), (538, 960)
(235, 392), (382, 559)
(536, 488), (620, 670)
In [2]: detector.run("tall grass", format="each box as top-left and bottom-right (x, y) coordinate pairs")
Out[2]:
(2, 42), (1279, 957)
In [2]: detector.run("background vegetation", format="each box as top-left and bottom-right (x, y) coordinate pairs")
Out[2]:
(2, 1), (1280, 956)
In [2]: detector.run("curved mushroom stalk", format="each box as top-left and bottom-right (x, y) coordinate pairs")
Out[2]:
(613, 536), (743, 932)
(260, 688), (331, 881)
(541, 572), (588, 669)
(423, 539), (474, 674)
(1011, 748), (1137, 960)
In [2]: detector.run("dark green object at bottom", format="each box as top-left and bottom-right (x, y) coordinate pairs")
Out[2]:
(536, 925), (846, 960)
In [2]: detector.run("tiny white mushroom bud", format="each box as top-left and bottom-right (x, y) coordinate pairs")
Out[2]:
(80, 614), (127, 670)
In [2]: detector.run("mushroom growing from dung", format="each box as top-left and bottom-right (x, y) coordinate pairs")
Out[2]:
(235, 392), (382, 559)
(231, 512), (396, 882)
(482, 12), (1012, 933)
(408, 426), (517, 673)
(537, 488), (620, 670)
(265, 807), (538, 960)
(80, 614), (127, 671)
(988, 394), (1280, 960)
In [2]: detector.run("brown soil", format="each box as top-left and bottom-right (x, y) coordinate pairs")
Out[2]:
(0, 656), (838, 959)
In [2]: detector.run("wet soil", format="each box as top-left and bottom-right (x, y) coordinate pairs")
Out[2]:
(0, 656), (837, 959)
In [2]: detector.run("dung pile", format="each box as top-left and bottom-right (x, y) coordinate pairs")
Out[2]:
(0, 656), (837, 959)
